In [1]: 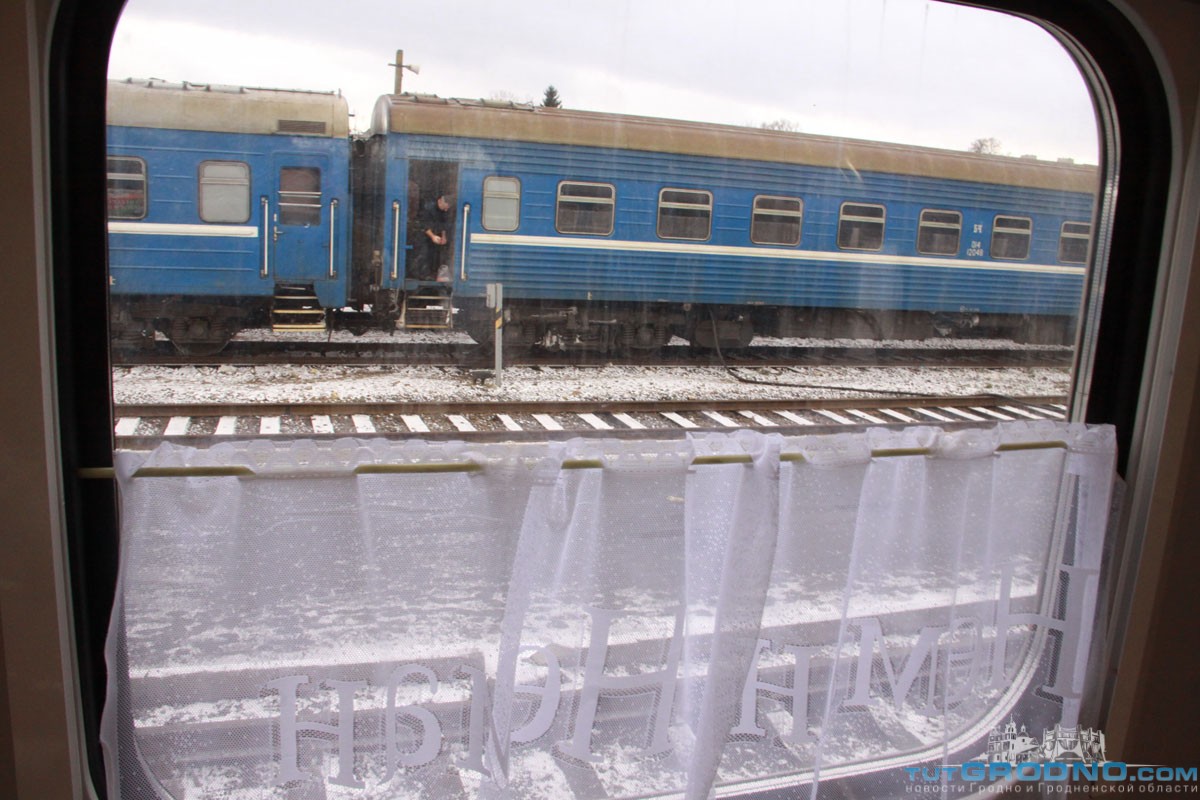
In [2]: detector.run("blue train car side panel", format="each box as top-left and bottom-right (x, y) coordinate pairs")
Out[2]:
(107, 126), (351, 307)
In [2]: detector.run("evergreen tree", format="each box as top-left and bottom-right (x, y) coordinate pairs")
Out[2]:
(542, 85), (562, 108)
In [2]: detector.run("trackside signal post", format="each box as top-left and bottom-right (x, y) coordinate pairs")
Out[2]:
(487, 282), (503, 386)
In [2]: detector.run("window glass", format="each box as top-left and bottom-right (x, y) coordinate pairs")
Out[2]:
(277, 165), (320, 226)
(1059, 220), (1092, 263)
(916, 208), (962, 255)
(556, 181), (615, 235)
(837, 202), (886, 250)
(750, 195), (803, 245)
(482, 175), (520, 231)
(991, 214), (1033, 260)
(657, 188), (712, 240)
(107, 155), (146, 219)
(198, 160), (250, 223)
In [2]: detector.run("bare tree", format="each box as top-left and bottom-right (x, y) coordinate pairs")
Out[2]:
(969, 137), (1004, 155)
(759, 118), (802, 132)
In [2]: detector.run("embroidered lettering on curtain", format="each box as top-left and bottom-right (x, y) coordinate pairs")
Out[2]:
(101, 423), (1115, 798)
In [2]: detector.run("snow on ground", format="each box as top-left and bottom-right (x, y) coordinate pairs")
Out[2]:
(112, 361), (1071, 405)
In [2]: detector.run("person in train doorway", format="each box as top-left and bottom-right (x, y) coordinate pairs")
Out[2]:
(412, 192), (453, 282)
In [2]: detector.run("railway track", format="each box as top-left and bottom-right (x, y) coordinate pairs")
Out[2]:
(113, 395), (1070, 449)
(112, 339), (1074, 369)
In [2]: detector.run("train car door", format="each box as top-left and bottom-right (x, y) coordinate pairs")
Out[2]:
(271, 154), (332, 283)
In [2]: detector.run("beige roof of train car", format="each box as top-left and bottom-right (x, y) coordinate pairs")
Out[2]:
(108, 79), (350, 138)
(373, 93), (1097, 194)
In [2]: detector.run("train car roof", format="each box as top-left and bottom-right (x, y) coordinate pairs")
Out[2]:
(372, 93), (1097, 194)
(107, 79), (350, 138)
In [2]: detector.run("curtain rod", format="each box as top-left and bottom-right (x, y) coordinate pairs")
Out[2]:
(77, 440), (1067, 480)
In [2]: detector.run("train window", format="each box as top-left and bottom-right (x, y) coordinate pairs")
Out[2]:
(916, 208), (962, 255)
(277, 166), (321, 226)
(750, 195), (803, 245)
(482, 175), (520, 231)
(198, 160), (250, 224)
(657, 188), (712, 240)
(93, 3), (1116, 799)
(1059, 220), (1092, 263)
(837, 201), (886, 250)
(556, 181), (615, 235)
(991, 214), (1033, 259)
(106, 155), (146, 219)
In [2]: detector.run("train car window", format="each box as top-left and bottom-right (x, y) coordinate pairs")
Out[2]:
(991, 214), (1033, 259)
(277, 166), (321, 225)
(556, 181), (615, 235)
(198, 160), (250, 224)
(482, 175), (520, 231)
(657, 188), (712, 240)
(916, 208), (962, 255)
(1059, 220), (1092, 263)
(750, 194), (803, 245)
(106, 156), (146, 219)
(837, 201), (886, 250)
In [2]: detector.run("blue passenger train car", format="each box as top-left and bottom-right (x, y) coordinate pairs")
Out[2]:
(106, 79), (353, 353)
(107, 80), (1096, 353)
(364, 94), (1096, 348)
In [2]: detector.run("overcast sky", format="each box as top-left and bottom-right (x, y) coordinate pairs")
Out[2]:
(107, 0), (1099, 164)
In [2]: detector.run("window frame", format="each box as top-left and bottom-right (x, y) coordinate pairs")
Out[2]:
(482, 175), (521, 232)
(656, 187), (713, 241)
(555, 180), (616, 236)
(106, 154), (147, 220)
(916, 208), (963, 256)
(198, 159), (252, 224)
(837, 201), (887, 251)
(990, 214), (1033, 260)
(1058, 220), (1092, 264)
(40, 0), (1187, 796)
(750, 194), (804, 246)
(274, 164), (321, 227)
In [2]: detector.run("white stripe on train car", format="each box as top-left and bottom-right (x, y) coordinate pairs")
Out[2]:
(470, 233), (1086, 277)
(107, 221), (258, 238)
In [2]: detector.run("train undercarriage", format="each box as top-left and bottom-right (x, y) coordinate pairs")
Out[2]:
(111, 289), (1075, 356)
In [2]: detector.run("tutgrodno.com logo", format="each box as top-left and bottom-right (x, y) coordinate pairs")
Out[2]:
(902, 718), (1197, 793)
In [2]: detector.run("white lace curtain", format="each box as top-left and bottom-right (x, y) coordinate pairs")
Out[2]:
(101, 422), (1116, 799)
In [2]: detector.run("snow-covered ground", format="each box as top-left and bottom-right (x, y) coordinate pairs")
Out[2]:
(112, 362), (1071, 405)
(114, 335), (1072, 405)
